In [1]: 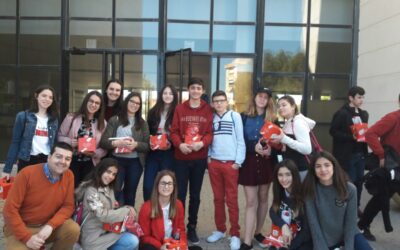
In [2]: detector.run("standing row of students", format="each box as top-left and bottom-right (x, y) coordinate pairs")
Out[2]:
(2, 79), (372, 250)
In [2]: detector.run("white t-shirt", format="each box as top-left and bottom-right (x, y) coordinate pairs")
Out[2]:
(162, 203), (173, 238)
(31, 115), (50, 155)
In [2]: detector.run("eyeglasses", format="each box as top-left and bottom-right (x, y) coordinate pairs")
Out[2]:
(88, 99), (101, 106)
(212, 99), (226, 104)
(159, 181), (174, 187)
(129, 100), (141, 106)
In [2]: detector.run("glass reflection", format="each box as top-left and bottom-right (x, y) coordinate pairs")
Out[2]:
(0, 0), (16, 16)
(69, 0), (112, 18)
(214, 0), (256, 22)
(263, 26), (306, 72)
(168, 0), (210, 20)
(20, 20), (61, 65)
(69, 21), (112, 48)
(309, 28), (352, 74)
(116, 22), (158, 49)
(116, 0), (159, 18)
(311, 0), (354, 25)
(265, 0), (308, 24)
(0, 20), (16, 64)
(167, 23), (209, 52)
(20, 0), (61, 17)
(213, 25), (255, 53)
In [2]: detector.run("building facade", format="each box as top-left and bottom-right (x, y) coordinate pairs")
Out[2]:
(0, 0), (358, 160)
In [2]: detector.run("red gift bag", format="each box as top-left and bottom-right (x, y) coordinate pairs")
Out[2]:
(114, 147), (133, 154)
(184, 125), (201, 145)
(103, 220), (125, 234)
(150, 134), (168, 150)
(163, 238), (188, 250)
(262, 223), (298, 248)
(260, 121), (281, 141)
(351, 123), (368, 142)
(78, 135), (96, 153)
(124, 214), (144, 237)
(0, 177), (14, 199)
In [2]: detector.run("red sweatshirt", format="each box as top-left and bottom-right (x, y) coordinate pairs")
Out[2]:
(138, 200), (187, 249)
(170, 99), (213, 160)
(3, 164), (75, 243)
(365, 109), (400, 159)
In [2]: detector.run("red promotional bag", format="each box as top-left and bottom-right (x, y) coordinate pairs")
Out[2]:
(150, 134), (168, 150)
(351, 123), (368, 142)
(124, 214), (144, 237)
(0, 177), (14, 199)
(262, 223), (299, 248)
(260, 121), (281, 141)
(163, 238), (188, 250)
(78, 135), (96, 153)
(184, 125), (201, 145)
(114, 147), (133, 154)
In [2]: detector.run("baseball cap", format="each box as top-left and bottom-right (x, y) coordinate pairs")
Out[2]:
(255, 87), (272, 97)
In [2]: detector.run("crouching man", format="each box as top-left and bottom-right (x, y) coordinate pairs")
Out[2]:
(3, 142), (80, 250)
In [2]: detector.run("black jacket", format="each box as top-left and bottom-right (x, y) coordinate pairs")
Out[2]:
(329, 103), (369, 168)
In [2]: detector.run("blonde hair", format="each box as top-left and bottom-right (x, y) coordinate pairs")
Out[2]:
(246, 93), (276, 122)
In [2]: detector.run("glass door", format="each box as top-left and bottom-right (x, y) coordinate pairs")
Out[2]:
(67, 50), (158, 117)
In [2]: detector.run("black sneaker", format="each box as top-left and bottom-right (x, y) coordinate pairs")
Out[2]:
(362, 228), (376, 242)
(187, 228), (200, 244)
(254, 233), (266, 247)
(239, 243), (253, 250)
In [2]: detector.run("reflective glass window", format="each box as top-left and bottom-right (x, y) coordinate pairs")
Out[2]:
(311, 0), (354, 25)
(69, 54), (103, 112)
(20, 20), (61, 65)
(214, 0), (256, 22)
(263, 26), (306, 72)
(69, 21), (112, 48)
(20, 0), (61, 17)
(265, 0), (308, 24)
(69, 0), (112, 18)
(0, 66), (17, 160)
(167, 23), (209, 52)
(309, 28), (352, 74)
(0, 20), (16, 64)
(307, 77), (349, 122)
(116, 0), (159, 18)
(168, 0), (210, 20)
(0, 0), (16, 16)
(263, 75), (304, 97)
(116, 22), (158, 50)
(213, 25), (255, 53)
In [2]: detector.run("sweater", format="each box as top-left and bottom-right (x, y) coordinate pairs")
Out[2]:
(3, 164), (75, 243)
(305, 182), (357, 250)
(138, 200), (187, 249)
(330, 103), (369, 166)
(365, 109), (400, 159)
(269, 193), (310, 249)
(208, 110), (246, 165)
(170, 100), (213, 160)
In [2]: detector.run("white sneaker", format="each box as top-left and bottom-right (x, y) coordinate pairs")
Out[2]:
(206, 231), (225, 243)
(230, 236), (241, 250)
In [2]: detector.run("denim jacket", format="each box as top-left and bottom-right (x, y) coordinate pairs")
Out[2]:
(3, 111), (58, 173)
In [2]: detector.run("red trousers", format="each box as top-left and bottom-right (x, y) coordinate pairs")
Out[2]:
(208, 159), (240, 236)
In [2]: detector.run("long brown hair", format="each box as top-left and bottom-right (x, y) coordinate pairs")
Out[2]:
(245, 92), (276, 122)
(73, 91), (105, 131)
(302, 151), (349, 200)
(150, 170), (178, 219)
(147, 85), (178, 133)
(272, 159), (303, 215)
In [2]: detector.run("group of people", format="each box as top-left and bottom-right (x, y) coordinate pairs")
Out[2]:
(2, 77), (398, 250)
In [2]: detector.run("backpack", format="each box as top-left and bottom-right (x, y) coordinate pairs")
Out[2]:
(291, 120), (323, 164)
(72, 201), (89, 226)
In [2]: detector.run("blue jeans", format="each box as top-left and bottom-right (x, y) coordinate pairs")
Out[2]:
(329, 233), (372, 250)
(108, 232), (139, 250)
(143, 149), (175, 200)
(345, 152), (365, 206)
(175, 158), (207, 228)
(115, 157), (143, 206)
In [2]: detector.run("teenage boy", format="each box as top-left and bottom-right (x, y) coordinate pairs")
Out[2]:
(358, 93), (400, 241)
(170, 77), (213, 244)
(3, 142), (79, 250)
(330, 86), (369, 212)
(206, 90), (245, 250)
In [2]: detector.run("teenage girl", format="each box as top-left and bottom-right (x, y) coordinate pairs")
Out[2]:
(143, 85), (178, 200)
(3, 85), (59, 178)
(103, 79), (123, 121)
